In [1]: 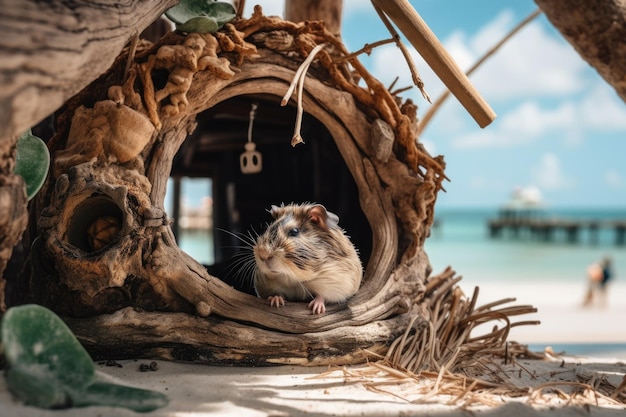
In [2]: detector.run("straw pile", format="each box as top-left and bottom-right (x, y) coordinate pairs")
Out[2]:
(315, 267), (626, 408)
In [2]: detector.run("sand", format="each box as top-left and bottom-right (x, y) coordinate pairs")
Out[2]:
(1, 281), (625, 416)
(460, 281), (626, 345)
(1, 355), (625, 417)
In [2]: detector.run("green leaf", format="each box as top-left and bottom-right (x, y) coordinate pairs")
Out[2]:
(177, 16), (219, 33)
(1, 305), (168, 412)
(165, 0), (236, 33)
(5, 366), (69, 409)
(14, 129), (50, 200)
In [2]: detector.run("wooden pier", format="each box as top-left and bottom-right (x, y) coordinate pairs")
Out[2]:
(488, 217), (626, 245)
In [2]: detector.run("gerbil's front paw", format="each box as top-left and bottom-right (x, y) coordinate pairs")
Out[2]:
(308, 296), (326, 314)
(268, 295), (285, 308)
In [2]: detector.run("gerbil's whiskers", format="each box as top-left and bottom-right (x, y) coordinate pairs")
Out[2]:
(215, 228), (260, 287)
(215, 227), (258, 249)
(224, 250), (257, 287)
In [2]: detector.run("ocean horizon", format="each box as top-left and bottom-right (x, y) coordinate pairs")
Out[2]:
(426, 206), (626, 283)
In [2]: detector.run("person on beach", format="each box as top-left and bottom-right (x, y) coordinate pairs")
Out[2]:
(582, 256), (613, 308)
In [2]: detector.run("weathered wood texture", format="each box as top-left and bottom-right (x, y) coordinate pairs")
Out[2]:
(0, 0), (178, 145)
(535, 0), (626, 104)
(0, 173), (28, 312)
(64, 307), (413, 366)
(0, 0), (177, 310)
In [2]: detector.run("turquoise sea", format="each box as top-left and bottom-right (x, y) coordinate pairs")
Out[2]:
(426, 207), (626, 284)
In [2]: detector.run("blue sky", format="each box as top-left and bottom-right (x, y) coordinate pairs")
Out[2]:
(243, 1), (626, 209)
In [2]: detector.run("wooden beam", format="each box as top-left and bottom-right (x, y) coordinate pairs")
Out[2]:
(371, 0), (496, 128)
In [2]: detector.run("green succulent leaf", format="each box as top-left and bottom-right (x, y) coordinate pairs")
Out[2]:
(165, 0), (236, 33)
(14, 129), (50, 200)
(177, 16), (219, 33)
(1, 305), (169, 412)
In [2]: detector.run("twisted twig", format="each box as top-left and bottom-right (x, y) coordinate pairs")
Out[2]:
(371, 2), (431, 102)
(281, 43), (327, 146)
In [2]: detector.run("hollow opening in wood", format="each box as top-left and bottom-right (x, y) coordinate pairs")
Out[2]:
(168, 94), (372, 295)
(66, 195), (124, 253)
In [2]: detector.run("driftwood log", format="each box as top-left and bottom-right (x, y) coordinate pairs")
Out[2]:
(535, 0), (626, 105)
(0, 0), (178, 313)
(0, 0), (178, 143)
(17, 8), (451, 365)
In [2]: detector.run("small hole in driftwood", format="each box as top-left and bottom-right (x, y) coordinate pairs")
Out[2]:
(66, 195), (124, 252)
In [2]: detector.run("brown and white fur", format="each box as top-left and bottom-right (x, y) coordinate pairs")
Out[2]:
(253, 203), (362, 314)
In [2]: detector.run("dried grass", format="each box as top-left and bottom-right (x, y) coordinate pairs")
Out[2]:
(314, 267), (626, 409)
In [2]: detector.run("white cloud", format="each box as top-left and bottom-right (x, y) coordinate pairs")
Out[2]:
(441, 32), (476, 71)
(450, 84), (626, 149)
(410, 9), (626, 151)
(369, 10), (590, 107)
(451, 84), (626, 148)
(468, 14), (589, 100)
(531, 153), (574, 190)
(604, 170), (624, 188)
(499, 101), (577, 138)
(366, 7), (601, 150)
(452, 100), (578, 149)
(580, 85), (626, 130)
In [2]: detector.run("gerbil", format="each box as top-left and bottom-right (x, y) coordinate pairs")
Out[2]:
(253, 203), (362, 314)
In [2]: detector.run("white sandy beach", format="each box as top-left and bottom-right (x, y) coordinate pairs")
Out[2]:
(460, 280), (626, 346)
(1, 278), (625, 416)
(1, 355), (625, 417)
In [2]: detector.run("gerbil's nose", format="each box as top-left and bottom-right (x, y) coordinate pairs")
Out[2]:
(257, 247), (272, 262)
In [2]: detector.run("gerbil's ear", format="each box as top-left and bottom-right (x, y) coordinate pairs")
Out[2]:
(308, 204), (339, 229)
(269, 205), (283, 220)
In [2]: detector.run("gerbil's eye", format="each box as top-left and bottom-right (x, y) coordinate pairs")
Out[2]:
(287, 227), (300, 237)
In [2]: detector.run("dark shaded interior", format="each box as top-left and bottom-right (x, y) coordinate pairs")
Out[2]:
(66, 195), (123, 253)
(169, 95), (372, 294)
